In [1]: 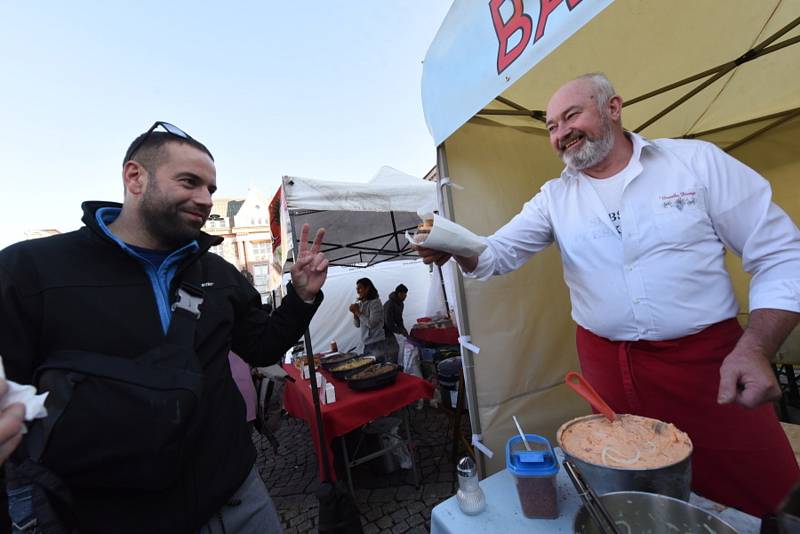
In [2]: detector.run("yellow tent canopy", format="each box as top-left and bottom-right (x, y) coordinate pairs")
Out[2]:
(422, 0), (800, 474)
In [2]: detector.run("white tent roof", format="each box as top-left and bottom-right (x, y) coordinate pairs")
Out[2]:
(271, 167), (443, 355)
(283, 166), (436, 214)
(279, 166), (436, 268)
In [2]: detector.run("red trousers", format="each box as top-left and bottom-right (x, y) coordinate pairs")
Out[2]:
(576, 319), (799, 517)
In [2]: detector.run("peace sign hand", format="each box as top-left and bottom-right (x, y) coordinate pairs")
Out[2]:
(291, 224), (329, 302)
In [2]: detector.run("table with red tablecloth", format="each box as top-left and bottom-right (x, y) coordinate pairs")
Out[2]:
(409, 325), (459, 346)
(282, 363), (433, 484)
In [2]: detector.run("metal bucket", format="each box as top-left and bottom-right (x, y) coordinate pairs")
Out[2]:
(573, 491), (738, 534)
(557, 415), (692, 500)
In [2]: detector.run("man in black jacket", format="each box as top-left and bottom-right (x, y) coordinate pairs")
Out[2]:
(383, 284), (409, 364)
(0, 122), (328, 533)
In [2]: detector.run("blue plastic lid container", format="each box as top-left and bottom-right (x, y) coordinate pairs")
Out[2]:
(506, 434), (560, 519)
(506, 434), (559, 478)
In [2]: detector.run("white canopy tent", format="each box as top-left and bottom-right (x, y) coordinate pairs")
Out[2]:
(287, 260), (433, 355)
(274, 166), (437, 271)
(270, 167), (448, 352)
(422, 0), (800, 474)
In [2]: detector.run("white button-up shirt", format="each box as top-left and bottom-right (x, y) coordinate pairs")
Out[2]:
(468, 133), (800, 341)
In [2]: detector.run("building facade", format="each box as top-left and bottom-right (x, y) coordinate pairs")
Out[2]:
(203, 188), (273, 302)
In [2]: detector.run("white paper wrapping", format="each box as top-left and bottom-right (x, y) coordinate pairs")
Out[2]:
(0, 357), (48, 421)
(406, 211), (487, 257)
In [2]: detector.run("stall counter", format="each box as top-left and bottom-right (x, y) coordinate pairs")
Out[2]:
(430, 449), (760, 534)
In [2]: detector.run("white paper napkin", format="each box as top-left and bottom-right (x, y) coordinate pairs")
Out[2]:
(0, 357), (48, 421)
(406, 211), (487, 257)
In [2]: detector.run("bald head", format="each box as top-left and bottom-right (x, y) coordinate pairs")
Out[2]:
(546, 73), (619, 127)
(545, 73), (628, 176)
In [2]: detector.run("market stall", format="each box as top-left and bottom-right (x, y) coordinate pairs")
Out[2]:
(421, 0), (800, 480)
(282, 360), (433, 489)
(430, 449), (760, 534)
(269, 166), (450, 352)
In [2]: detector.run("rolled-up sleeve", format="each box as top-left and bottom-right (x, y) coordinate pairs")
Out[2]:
(700, 142), (800, 313)
(463, 188), (555, 281)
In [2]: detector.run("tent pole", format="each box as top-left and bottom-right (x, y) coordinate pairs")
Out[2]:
(288, 211), (334, 482)
(437, 143), (486, 477)
(633, 22), (800, 132)
(724, 108), (800, 153)
(685, 106), (800, 139)
(436, 264), (451, 320)
(625, 17), (800, 109)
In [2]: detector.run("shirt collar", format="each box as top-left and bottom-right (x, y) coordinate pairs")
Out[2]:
(560, 131), (654, 181)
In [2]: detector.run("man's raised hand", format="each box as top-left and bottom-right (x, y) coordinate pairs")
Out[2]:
(291, 224), (329, 302)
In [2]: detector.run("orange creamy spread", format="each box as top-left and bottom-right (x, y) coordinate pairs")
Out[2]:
(560, 415), (692, 469)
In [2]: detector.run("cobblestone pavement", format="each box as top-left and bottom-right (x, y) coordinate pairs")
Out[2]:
(255, 402), (471, 534)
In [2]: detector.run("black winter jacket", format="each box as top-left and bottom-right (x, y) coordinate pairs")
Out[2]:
(383, 292), (407, 337)
(0, 201), (321, 533)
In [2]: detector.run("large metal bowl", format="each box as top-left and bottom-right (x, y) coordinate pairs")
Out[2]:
(557, 415), (692, 500)
(574, 491), (738, 534)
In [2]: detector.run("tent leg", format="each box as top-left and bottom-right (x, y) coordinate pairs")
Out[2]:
(437, 144), (487, 478)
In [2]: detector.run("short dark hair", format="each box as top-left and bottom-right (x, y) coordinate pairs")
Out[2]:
(356, 277), (379, 301)
(395, 284), (408, 294)
(123, 131), (214, 170)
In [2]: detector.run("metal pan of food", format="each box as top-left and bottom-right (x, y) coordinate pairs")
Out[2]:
(557, 414), (693, 500)
(345, 363), (400, 391)
(329, 357), (376, 379)
(573, 491), (738, 534)
(320, 352), (358, 371)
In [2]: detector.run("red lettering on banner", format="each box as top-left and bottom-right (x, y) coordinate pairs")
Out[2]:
(491, 0), (584, 73)
(489, 0), (533, 74)
(536, 0), (583, 42)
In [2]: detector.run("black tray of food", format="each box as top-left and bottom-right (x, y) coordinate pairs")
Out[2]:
(345, 363), (401, 391)
(329, 357), (376, 379)
(321, 352), (358, 371)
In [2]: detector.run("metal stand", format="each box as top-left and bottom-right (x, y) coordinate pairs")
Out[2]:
(339, 406), (421, 494)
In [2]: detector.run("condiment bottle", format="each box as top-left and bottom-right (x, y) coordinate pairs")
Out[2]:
(456, 456), (486, 515)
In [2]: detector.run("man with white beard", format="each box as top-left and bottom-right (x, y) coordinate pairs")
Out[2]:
(416, 73), (800, 517)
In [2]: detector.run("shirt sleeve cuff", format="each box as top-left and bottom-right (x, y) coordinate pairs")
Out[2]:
(462, 246), (495, 281)
(749, 279), (800, 314)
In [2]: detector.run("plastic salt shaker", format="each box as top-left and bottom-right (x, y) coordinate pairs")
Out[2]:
(456, 456), (486, 515)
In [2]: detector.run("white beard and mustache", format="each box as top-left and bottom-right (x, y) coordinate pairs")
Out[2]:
(558, 111), (615, 171)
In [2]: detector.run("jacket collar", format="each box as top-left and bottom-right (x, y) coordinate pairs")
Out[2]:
(80, 201), (222, 253)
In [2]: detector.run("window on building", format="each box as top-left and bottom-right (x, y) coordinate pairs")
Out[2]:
(251, 241), (269, 260)
(253, 264), (269, 292)
(209, 244), (223, 256)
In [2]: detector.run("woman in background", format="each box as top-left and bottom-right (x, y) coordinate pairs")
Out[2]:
(349, 277), (387, 361)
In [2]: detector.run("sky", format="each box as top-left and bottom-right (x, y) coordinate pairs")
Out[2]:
(0, 1), (453, 248)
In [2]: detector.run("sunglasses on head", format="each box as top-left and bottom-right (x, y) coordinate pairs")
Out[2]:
(123, 121), (192, 163)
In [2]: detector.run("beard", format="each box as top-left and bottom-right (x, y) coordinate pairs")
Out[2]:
(140, 178), (206, 249)
(558, 112), (614, 171)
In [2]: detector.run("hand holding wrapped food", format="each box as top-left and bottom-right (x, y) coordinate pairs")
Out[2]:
(415, 219), (434, 241)
(406, 211), (487, 258)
